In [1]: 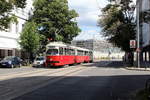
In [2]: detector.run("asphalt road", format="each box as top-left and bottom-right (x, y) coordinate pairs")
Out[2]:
(0, 66), (45, 76)
(8, 61), (150, 100)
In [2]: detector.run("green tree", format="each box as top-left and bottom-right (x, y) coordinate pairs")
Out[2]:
(98, 0), (136, 52)
(19, 22), (40, 62)
(142, 9), (150, 23)
(32, 0), (81, 43)
(0, 0), (26, 30)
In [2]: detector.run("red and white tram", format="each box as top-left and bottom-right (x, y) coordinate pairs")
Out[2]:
(45, 42), (93, 67)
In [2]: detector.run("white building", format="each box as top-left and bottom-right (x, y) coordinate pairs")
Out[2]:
(0, 0), (34, 59)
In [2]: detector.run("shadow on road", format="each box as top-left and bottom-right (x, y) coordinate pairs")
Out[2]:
(0, 74), (149, 100)
(84, 60), (124, 68)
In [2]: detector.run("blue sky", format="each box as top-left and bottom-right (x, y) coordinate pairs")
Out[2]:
(68, 0), (109, 40)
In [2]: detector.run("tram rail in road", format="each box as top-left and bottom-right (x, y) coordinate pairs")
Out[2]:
(0, 64), (93, 100)
(0, 64), (90, 81)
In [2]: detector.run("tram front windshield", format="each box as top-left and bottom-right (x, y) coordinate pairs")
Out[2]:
(46, 49), (59, 55)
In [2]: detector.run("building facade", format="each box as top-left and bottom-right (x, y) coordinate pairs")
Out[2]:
(0, 0), (34, 59)
(137, 0), (150, 62)
(71, 39), (124, 59)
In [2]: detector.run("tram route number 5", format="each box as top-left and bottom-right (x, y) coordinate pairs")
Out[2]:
(130, 40), (136, 48)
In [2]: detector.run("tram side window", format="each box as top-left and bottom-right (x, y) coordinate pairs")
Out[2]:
(77, 50), (80, 56)
(46, 49), (58, 55)
(81, 51), (84, 56)
(77, 50), (84, 56)
(85, 51), (88, 56)
(65, 48), (67, 55)
(87, 51), (89, 56)
(82, 51), (84, 56)
(65, 48), (69, 55)
(71, 49), (75, 55)
(88, 52), (91, 56)
(89, 51), (93, 56)
(68, 49), (75, 55)
(69, 49), (75, 55)
(79, 51), (81, 56)
(59, 48), (63, 55)
(68, 49), (72, 55)
(83, 51), (86, 56)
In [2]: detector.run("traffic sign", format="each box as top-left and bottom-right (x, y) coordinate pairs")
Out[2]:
(130, 40), (136, 48)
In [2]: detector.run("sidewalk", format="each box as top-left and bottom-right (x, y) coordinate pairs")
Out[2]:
(125, 62), (150, 71)
(125, 67), (150, 71)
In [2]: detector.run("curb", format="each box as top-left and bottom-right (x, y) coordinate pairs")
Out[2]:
(124, 67), (150, 71)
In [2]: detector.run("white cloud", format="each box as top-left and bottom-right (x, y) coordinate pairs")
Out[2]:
(68, 0), (109, 40)
(77, 13), (99, 27)
(74, 30), (105, 41)
(68, 0), (136, 41)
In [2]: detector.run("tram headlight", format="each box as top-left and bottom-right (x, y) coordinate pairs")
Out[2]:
(48, 58), (53, 61)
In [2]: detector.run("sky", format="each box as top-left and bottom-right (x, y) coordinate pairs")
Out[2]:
(68, 0), (109, 40)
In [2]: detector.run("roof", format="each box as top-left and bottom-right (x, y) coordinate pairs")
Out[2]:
(46, 42), (67, 47)
(46, 42), (92, 51)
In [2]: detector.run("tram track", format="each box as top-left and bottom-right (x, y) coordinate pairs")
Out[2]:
(0, 65), (80, 81)
(0, 65), (91, 100)
(0, 68), (49, 77)
(0, 68), (53, 81)
(0, 63), (92, 81)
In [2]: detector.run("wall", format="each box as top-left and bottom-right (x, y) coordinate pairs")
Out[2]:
(0, 0), (34, 58)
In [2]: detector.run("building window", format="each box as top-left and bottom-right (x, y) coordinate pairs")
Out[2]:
(16, 23), (19, 33)
(22, 24), (25, 28)
(0, 49), (5, 59)
(22, 9), (25, 15)
(8, 50), (12, 56)
(6, 23), (12, 32)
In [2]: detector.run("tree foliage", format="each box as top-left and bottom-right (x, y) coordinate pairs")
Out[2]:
(142, 9), (150, 23)
(19, 22), (40, 60)
(0, 0), (26, 30)
(32, 0), (81, 43)
(98, 0), (136, 52)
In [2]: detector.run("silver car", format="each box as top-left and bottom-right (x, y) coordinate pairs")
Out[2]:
(33, 56), (46, 67)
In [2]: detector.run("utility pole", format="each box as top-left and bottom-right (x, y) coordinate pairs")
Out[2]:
(136, 0), (140, 68)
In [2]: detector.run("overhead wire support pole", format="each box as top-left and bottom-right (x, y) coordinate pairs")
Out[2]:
(137, 0), (140, 68)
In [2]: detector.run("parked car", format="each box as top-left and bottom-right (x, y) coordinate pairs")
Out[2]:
(0, 56), (22, 68)
(32, 56), (46, 67)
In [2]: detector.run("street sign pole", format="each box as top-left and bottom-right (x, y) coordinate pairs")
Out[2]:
(137, 1), (140, 68)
